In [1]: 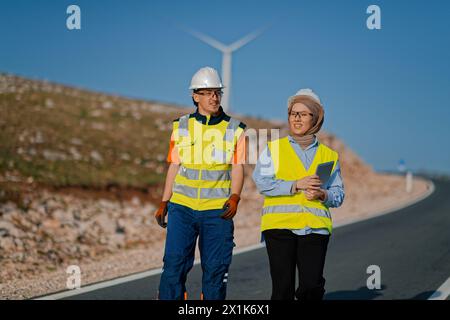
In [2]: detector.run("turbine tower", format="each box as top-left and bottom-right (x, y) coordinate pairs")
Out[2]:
(185, 28), (265, 112)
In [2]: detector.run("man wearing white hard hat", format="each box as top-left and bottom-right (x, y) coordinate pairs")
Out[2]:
(155, 67), (246, 300)
(252, 88), (345, 300)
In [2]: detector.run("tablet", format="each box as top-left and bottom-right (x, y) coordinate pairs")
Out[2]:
(315, 161), (334, 188)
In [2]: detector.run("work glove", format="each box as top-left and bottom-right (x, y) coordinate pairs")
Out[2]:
(154, 200), (169, 228)
(221, 194), (240, 220)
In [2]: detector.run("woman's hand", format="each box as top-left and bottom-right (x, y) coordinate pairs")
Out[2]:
(295, 175), (322, 192)
(304, 188), (327, 201)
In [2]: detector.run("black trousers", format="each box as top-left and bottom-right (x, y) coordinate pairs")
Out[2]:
(263, 229), (330, 300)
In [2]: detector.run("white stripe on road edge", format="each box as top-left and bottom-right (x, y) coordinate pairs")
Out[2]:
(334, 179), (435, 228)
(35, 180), (435, 300)
(34, 268), (165, 300)
(428, 277), (450, 300)
(34, 243), (265, 300)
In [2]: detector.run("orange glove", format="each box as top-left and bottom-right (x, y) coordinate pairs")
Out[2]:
(155, 201), (169, 228)
(221, 194), (240, 220)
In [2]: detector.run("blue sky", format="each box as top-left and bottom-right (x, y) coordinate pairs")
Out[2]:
(1, 0), (449, 174)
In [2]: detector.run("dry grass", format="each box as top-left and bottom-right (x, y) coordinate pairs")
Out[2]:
(0, 73), (277, 205)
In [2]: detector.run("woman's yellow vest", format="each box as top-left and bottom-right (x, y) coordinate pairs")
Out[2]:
(261, 137), (339, 234)
(170, 114), (244, 211)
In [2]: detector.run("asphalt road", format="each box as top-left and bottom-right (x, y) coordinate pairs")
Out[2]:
(58, 177), (450, 300)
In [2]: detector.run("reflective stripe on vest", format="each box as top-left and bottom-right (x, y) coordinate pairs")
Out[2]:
(224, 118), (241, 142)
(201, 169), (231, 181)
(173, 184), (198, 198)
(178, 166), (200, 180)
(200, 188), (230, 199)
(173, 184), (230, 199)
(262, 204), (331, 219)
(178, 114), (189, 137)
(178, 166), (231, 181)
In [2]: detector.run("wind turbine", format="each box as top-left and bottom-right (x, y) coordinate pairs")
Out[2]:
(184, 27), (267, 112)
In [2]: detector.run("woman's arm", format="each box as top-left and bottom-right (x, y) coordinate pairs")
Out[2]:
(252, 146), (296, 196)
(321, 161), (345, 208)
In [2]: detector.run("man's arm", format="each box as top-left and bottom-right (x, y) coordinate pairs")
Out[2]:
(231, 132), (246, 196)
(231, 163), (244, 196)
(161, 162), (180, 201)
(221, 132), (245, 219)
(154, 129), (180, 228)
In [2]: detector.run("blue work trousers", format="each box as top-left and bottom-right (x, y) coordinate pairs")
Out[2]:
(158, 202), (235, 300)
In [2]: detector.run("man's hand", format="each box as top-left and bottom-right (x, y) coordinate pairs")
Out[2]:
(304, 188), (327, 202)
(154, 201), (169, 228)
(221, 194), (240, 220)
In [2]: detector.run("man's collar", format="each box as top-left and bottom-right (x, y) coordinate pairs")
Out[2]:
(193, 106), (228, 125)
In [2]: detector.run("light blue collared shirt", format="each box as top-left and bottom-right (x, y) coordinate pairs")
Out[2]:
(252, 135), (345, 236)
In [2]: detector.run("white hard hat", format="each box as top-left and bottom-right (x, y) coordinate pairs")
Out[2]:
(288, 88), (322, 108)
(189, 67), (224, 90)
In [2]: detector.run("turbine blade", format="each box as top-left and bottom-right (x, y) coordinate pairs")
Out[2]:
(166, 18), (228, 52)
(185, 28), (228, 52)
(228, 24), (269, 52)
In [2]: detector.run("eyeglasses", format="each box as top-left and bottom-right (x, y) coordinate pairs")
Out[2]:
(289, 111), (313, 119)
(195, 90), (223, 98)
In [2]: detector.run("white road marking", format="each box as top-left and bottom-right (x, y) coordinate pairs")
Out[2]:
(35, 180), (435, 300)
(34, 267), (164, 300)
(34, 243), (265, 300)
(428, 277), (450, 300)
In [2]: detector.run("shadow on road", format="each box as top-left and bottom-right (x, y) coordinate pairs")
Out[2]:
(324, 285), (386, 300)
(408, 291), (437, 300)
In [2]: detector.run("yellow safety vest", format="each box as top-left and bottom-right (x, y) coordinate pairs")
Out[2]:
(261, 137), (339, 234)
(170, 113), (245, 210)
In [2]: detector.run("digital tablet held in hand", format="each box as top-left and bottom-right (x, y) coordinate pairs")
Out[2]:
(315, 161), (334, 188)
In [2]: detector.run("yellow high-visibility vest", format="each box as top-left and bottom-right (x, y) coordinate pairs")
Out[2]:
(261, 136), (339, 233)
(170, 113), (245, 210)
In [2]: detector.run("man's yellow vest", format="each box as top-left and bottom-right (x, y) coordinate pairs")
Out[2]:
(261, 137), (339, 234)
(170, 114), (244, 211)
